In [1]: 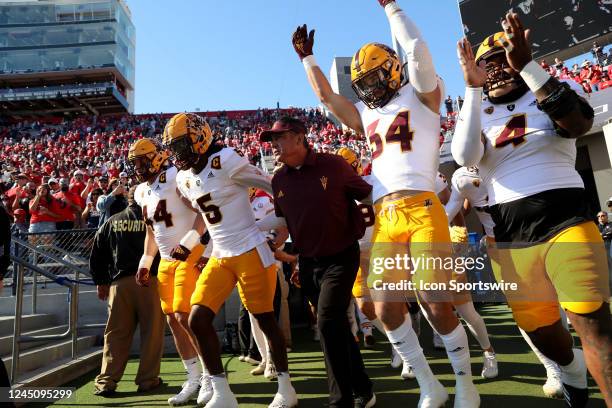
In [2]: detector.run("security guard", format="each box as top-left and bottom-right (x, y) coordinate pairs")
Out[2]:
(90, 186), (164, 396)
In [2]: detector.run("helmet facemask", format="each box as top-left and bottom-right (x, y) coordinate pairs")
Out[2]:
(481, 52), (529, 104)
(167, 136), (198, 171)
(128, 155), (153, 183)
(352, 66), (398, 109)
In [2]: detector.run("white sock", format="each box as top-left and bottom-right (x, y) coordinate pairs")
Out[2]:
(249, 313), (268, 364)
(439, 323), (473, 382)
(183, 357), (201, 380)
(211, 374), (232, 394)
(371, 318), (386, 334)
(277, 372), (293, 394)
(455, 302), (491, 350)
(386, 315), (436, 389)
(198, 355), (209, 376)
(560, 348), (587, 389)
(519, 328), (561, 377)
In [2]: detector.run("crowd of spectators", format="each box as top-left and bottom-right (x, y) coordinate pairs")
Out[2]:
(540, 42), (612, 93)
(0, 108), (369, 233)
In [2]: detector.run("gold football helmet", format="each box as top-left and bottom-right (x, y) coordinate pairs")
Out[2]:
(474, 32), (526, 97)
(162, 113), (212, 170)
(336, 147), (362, 176)
(351, 43), (402, 109)
(128, 138), (169, 182)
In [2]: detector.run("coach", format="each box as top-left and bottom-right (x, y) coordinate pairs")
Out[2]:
(260, 117), (374, 408)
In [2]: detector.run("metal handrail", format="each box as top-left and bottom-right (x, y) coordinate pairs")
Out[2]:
(8, 234), (99, 383)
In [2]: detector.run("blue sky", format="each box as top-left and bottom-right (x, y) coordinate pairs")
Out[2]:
(128, 0), (468, 114)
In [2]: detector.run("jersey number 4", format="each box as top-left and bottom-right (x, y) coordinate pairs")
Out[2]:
(367, 111), (414, 160)
(196, 193), (223, 225)
(494, 114), (527, 148)
(144, 200), (173, 228)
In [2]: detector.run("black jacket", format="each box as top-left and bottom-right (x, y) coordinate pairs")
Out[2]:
(0, 205), (10, 280)
(90, 203), (159, 285)
(598, 221), (612, 244)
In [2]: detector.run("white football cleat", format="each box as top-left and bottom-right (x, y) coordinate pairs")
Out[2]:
(244, 356), (261, 366)
(390, 348), (402, 369)
(197, 375), (213, 406)
(481, 352), (498, 379)
(401, 362), (416, 380)
(542, 369), (563, 399)
(250, 361), (266, 375)
(264, 362), (278, 380)
(418, 379), (448, 408)
(203, 390), (238, 408)
(168, 379), (200, 406)
(268, 387), (298, 408)
(453, 380), (480, 408)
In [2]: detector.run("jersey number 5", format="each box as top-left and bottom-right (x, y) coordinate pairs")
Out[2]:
(494, 114), (527, 148)
(367, 110), (414, 160)
(196, 193), (223, 224)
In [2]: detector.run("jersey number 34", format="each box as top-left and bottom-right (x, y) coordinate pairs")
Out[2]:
(366, 111), (414, 160)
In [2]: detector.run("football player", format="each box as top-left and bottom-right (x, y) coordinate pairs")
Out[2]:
(129, 138), (212, 406)
(445, 166), (564, 398)
(162, 113), (297, 408)
(435, 171), (498, 380)
(452, 12), (611, 406)
(293, 0), (479, 406)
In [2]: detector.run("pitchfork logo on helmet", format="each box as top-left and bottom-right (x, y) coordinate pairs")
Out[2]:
(162, 113), (212, 171)
(336, 147), (362, 176)
(475, 32), (525, 96)
(128, 138), (169, 183)
(351, 43), (402, 109)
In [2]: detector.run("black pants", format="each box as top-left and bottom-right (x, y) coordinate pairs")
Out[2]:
(299, 242), (372, 408)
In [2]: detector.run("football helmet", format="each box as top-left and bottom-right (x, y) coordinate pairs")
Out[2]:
(162, 113), (212, 170)
(475, 32), (527, 99)
(351, 43), (402, 109)
(336, 147), (362, 176)
(127, 138), (169, 183)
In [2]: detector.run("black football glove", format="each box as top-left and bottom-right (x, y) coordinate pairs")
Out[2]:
(170, 244), (191, 261)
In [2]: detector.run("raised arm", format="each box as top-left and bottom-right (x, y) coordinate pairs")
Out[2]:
(378, 0), (441, 112)
(292, 25), (364, 134)
(451, 38), (486, 166)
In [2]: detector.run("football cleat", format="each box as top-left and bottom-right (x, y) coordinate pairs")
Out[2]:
(453, 381), (480, 408)
(265, 362), (278, 380)
(197, 375), (213, 406)
(481, 352), (498, 379)
(168, 379), (200, 406)
(268, 388), (298, 408)
(542, 369), (563, 399)
(354, 392), (376, 408)
(250, 361), (266, 376)
(401, 363), (416, 380)
(203, 391), (238, 408)
(244, 356), (261, 366)
(418, 379), (449, 408)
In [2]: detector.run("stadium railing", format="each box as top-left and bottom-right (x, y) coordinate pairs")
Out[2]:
(9, 234), (105, 383)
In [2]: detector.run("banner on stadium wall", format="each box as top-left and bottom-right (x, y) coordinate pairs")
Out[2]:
(458, 0), (612, 60)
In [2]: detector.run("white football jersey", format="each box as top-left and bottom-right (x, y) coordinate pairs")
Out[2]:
(448, 167), (495, 237)
(134, 166), (197, 260)
(176, 148), (271, 261)
(479, 81), (585, 205)
(356, 84), (440, 202)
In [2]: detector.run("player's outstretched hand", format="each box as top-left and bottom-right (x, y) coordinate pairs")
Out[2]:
(457, 37), (486, 88)
(135, 268), (150, 287)
(170, 244), (191, 261)
(292, 24), (315, 61)
(377, 0), (395, 7)
(500, 12), (532, 72)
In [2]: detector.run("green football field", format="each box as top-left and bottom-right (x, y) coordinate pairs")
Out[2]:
(36, 304), (604, 407)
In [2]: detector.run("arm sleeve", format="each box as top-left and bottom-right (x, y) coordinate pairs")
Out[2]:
(230, 164), (273, 195)
(451, 87), (485, 166)
(384, 2), (438, 94)
(444, 188), (465, 223)
(89, 225), (113, 285)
